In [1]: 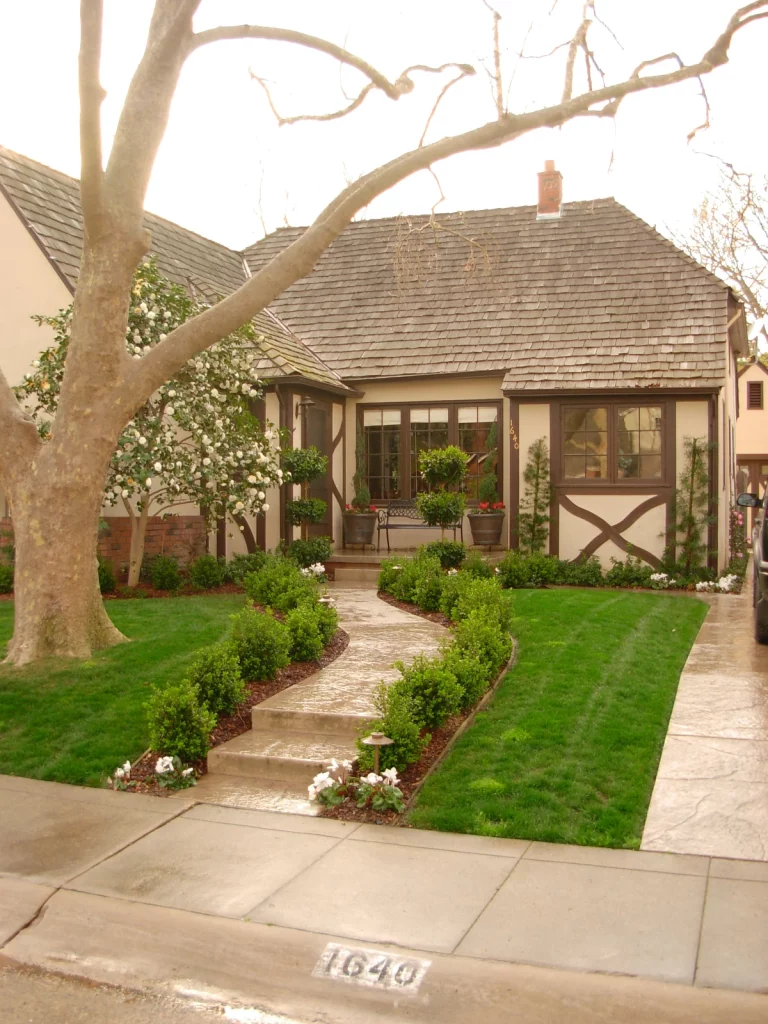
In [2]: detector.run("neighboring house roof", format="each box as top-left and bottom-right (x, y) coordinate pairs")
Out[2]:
(244, 200), (744, 391)
(737, 359), (768, 379)
(0, 145), (351, 394)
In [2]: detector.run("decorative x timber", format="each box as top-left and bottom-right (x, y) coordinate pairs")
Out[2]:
(558, 493), (666, 569)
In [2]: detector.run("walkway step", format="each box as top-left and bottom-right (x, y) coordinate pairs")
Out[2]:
(184, 773), (319, 814)
(207, 730), (357, 785)
(251, 706), (372, 738)
(332, 566), (380, 583)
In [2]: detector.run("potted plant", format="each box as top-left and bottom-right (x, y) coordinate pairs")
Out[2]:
(343, 424), (377, 548)
(468, 427), (505, 547)
(415, 445), (468, 541)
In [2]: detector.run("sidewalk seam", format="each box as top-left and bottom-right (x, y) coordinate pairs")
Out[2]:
(448, 849), (527, 955)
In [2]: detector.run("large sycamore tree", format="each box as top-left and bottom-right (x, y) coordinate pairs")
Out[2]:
(1, 0), (766, 666)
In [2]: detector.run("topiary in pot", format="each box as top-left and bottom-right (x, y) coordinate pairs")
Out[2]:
(344, 423), (377, 548)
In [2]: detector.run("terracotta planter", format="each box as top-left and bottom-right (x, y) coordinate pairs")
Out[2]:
(343, 512), (377, 549)
(467, 512), (505, 547)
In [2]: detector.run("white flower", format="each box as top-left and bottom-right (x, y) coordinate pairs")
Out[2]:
(448, 568), (458, 576)
(236, 450), (243, 459)
(247, 475), (257, 484)
(113, 760), (131, 780)
(168, 389), (176, 398)
(121, 489), (129, 498)
(235, 501), (244, 510)
(145, 478), (152, 488)
(154, 462), (162, 472)
(181, 767), (194, 777)
(33, 359), (40, 367)
(139, 302), (148, 314)
(258, 490), (266, 500)
(147, 311), (156, 320)
(158, 333), (167, 341)
(262, 503), (269, 511)
(362, 773), (383, 786)
(165, 405), (174, 417)
(382, 767), (399, 786)
(138, 436), (147, 446)
(155, 756), (174, 775)
(202, 457), (211, 466)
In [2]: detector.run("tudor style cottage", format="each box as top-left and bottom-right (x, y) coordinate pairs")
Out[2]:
(0, 147), (749, 572)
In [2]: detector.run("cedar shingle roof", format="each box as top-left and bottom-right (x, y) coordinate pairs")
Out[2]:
(0, 146), (351, 393)
(243, 200), (739, 390)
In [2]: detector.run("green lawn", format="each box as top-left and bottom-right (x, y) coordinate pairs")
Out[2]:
(0, 595), (245, 786)
(408, 589), (708, 849)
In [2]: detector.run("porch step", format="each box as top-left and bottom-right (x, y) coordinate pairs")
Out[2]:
(251, 705), (372, 739)
(182, 773), (319, 815)
(332, 566), (380, 584)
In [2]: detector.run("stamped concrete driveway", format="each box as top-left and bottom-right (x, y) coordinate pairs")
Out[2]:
(643, 564), (768, 860)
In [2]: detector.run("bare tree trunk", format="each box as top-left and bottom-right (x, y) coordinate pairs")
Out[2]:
(126, 496), (150, 587)
(5, 476), (125, 666)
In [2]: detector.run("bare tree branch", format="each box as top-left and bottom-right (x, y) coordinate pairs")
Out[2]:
(563, 4), (593, 103)
(419, 69), (475, 147)
(188, 23), (411, 100)
(78, 0), (106, 231)
(251, 72), (376, 126)
(481, 0), (505, 116)
(122, 5), (768, 409)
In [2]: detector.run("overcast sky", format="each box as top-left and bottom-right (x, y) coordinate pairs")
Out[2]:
(1, 1), (765, 250)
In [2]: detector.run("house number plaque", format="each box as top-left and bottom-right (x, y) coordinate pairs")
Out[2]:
(312, 942), (431, 993)
(509, 423), (520, 449)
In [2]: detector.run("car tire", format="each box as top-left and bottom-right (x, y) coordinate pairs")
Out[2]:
(755, 591), (768, 645)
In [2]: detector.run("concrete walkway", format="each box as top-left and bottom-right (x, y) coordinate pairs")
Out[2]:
(642, 565), (768, 860)
(1, 772), (768, 1021)
(192, 585), (445, 812)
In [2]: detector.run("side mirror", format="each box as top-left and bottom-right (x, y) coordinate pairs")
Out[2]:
(736, 492), (761, 508)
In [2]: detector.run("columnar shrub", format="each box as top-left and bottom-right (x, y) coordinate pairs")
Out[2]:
(244, 554), (317, 612)
(150, 555), (181, 591)
(97, 558), (116, 594)
(189, 554), (225, 589)
(186, 641), (245, 715)
(229, 607), (291, 680)
(413, 559), (444, 612)
(221, 551), (266, 583)
(285, 604), (324, 662)
(393, 654), (463, 729)
(442, 645), (493, 708)
(452, 610), (513, 673)
(145, 680), (216, 763)
(357, 682), (428, 773)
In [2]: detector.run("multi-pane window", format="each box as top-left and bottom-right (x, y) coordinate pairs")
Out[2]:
(616, 406), (662, 479)
(458, 406), (499, 499)
(410, 408), (450, 494)
(362, 408), (401, 500)
(360, 403), (500, 500)
(563, 407), (608, 480)
(563, 404), (663, 482)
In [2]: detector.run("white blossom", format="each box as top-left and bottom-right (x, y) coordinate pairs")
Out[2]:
(155, 756), (175, 775)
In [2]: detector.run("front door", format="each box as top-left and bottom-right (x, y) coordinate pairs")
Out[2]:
(302, 398), (333, 540)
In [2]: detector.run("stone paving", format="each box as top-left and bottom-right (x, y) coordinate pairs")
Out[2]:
(642, 565), (768, 860)
(1, 773), (768, 1010)
(190, 584), (445, 812)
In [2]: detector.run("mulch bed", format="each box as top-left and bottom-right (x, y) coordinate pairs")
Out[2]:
(103, 581), (247, 600)
(118, 626), (350, 796)
(376, 589), (451, 628)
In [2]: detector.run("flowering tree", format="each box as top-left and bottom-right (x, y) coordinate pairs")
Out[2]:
(16, 260), (283, 585)
(0, 2), (765, 664)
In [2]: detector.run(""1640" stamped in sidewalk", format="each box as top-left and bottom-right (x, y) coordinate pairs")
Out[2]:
(312, 942), (431, 994)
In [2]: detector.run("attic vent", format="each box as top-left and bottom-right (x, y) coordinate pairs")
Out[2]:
(748, 380), (764, 410)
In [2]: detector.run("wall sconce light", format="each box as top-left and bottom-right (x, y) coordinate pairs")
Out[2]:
(295, 396), (316, 418)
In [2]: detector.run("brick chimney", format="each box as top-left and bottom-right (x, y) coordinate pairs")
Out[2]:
(537, 160), (563, 220)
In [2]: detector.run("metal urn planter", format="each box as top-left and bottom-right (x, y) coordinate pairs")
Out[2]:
(343, 512), (377, 549)
(467, 512), (505, 548)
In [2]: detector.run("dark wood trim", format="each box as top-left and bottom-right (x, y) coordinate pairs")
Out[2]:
(509, 387), (721, 400)
(559, 493), (665, 568)
(341, 401), (347, 509)
(509, 399), (520, 550)
(356, 398), (503, 503)
(349, 371), (505, 385)
(549, 402), (560, 557)
(275, 383), (290, 545)
(216, 518), (226, 558)
(708, 395), (719, 571)
(251, 397), (267, 552)
(665, 400), (677, 564)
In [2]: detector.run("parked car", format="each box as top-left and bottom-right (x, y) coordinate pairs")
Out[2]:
(737, 491), (768, 643)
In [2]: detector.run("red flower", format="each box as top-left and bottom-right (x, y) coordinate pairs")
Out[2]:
(492, 502), (505, 510)
(478, 502), (490, 511)
(370, 506), (377, 512)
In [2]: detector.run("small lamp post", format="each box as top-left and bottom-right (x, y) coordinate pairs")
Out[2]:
(360, 731), (394, 775)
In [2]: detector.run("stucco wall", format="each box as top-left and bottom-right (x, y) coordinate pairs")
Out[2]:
(343, 376), (506, 551)
(0, 192), (72, 387)
(558, 493), (666, 565)
(736, 364), (768, 457)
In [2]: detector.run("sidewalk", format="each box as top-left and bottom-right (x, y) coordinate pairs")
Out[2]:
(1, 773), (767, 1022)
(642, 565), (768, 860)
